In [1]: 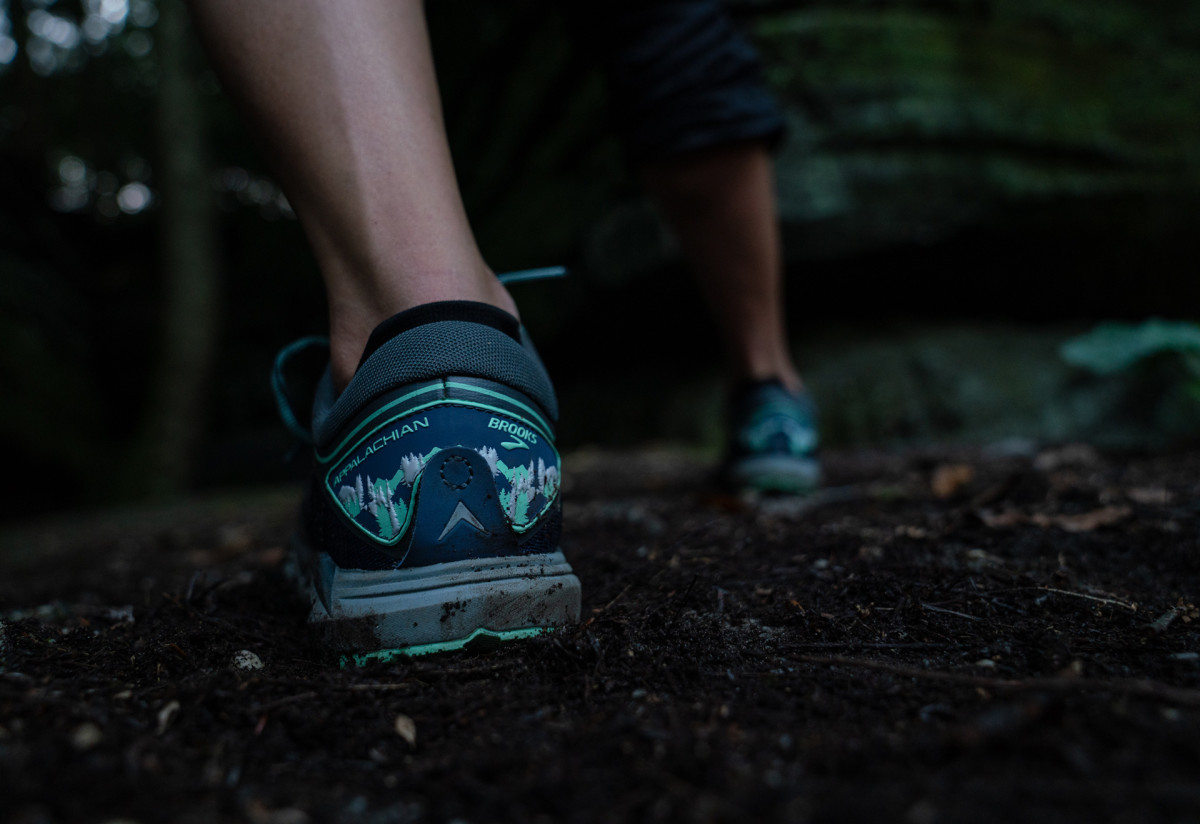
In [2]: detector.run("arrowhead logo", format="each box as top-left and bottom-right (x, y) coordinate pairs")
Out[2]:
(437, 501), (488, 541)
(501, 438), (530, 451)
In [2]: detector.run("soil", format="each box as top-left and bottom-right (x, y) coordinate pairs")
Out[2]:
(3, 444), (1200, 824)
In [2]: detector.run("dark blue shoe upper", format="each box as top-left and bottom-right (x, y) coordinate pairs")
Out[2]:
(300, 303), (563, 572)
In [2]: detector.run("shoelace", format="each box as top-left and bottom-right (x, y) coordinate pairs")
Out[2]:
(271, 266), (567, 445)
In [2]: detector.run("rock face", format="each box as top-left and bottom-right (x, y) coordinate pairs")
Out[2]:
(473, 0), (1200, 286)
(554, 321), (1200, 452)
(751, 1), (1200, 257)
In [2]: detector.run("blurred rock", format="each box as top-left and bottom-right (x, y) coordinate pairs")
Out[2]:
(560, 322), (1200, 451)
(754, 3), (1200, 258)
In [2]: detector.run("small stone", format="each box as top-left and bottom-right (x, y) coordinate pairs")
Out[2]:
(103, 606), (135, 624)
(71, 722), (103, 751)
(1150, 608), (1179, 633)
(1033, 443), (1100, 471)
(232, 650), (264, 671)
(393, 714), (417, 747)
(157, 700), (180, 735)
(906, 799), (939, 824)
(217, 524), (255, 553)
(857, 545), (884, 561)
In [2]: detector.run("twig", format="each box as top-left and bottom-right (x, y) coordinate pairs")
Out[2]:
(782, 642), (948, 651)
(790, 655), (1200, 706)
(418, 660), (522, 679)
(344, 682), (416, 692)
(596, 582), (634, 615)
(251, 691), (318, 714)
(594, 567), (670, 618)
(920, 603), (982, 622)
(249, 681), (415, 715)
(991, 586), (1139, 612)
(1036, 587), (1138, 612)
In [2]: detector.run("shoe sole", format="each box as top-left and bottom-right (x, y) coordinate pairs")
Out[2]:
(291, 538), (581, 665)
(726, 454), (822, 494)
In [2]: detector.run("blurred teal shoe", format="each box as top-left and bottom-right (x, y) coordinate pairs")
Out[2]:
(720, 379), (821, 494)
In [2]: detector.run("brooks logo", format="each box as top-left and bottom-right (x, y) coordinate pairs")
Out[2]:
(487, 417), (537, 444)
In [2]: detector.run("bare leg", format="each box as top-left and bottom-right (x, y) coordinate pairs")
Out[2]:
(642, 141), (801, 392)
(186, 0), (515, 388)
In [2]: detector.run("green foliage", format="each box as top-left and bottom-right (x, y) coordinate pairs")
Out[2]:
(1061, 319), (1200, 377)
(1061, 319), (1200, 445)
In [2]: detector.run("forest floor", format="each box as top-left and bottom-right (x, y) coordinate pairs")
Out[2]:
(2, 444), (1199, 824)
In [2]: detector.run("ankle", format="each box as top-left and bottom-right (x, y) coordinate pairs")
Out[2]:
(731, 359), (803, 395)
(328, 282), (520, 391)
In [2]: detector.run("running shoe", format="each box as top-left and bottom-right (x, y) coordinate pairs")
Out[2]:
(275, 299), (580, 664)
(720, 378), (820, 493)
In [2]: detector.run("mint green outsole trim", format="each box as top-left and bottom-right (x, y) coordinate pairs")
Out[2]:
(340, 626), (553, 667)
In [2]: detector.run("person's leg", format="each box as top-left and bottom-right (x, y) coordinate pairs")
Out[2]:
(645, 141), (818, 493)
(186, 0), (515, 389)
(573, 0), (817, 491)
(569, 1), (799, 390)
(641, 140), (801, 392)
(190, 0), (578, 658)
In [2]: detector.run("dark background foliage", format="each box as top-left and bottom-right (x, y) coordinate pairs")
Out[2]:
(2, 0), (1199, 519)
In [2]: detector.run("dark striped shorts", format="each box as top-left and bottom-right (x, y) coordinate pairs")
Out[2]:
(568, 0), (785, 163)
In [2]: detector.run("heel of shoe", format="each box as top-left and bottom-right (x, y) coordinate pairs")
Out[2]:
(305, 551), (581, 661)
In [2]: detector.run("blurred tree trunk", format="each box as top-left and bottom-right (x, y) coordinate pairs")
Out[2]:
(137, 0), (220, 497)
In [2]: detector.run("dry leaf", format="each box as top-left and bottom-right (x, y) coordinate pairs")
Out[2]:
(394, 714), (417, 747)
(931, 464), (975, 499)
(1030, 506), (1131, 533)
(1127, 487), (1173, 506)
(979, 506), (1131, 533)
(977, 508), (1027, 529)
(157, 700), (181, 735)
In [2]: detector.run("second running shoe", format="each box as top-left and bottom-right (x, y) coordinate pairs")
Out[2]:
(720, 378), (821, 494)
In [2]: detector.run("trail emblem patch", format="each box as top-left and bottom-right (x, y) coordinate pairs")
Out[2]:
(326, 405), (559, 544)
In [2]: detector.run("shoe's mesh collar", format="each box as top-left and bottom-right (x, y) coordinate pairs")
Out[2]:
(356, 301), (521, 369)
(312, 314), (558, 448)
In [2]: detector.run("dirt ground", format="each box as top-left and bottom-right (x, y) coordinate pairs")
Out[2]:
(2, 444), (1199, 824)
